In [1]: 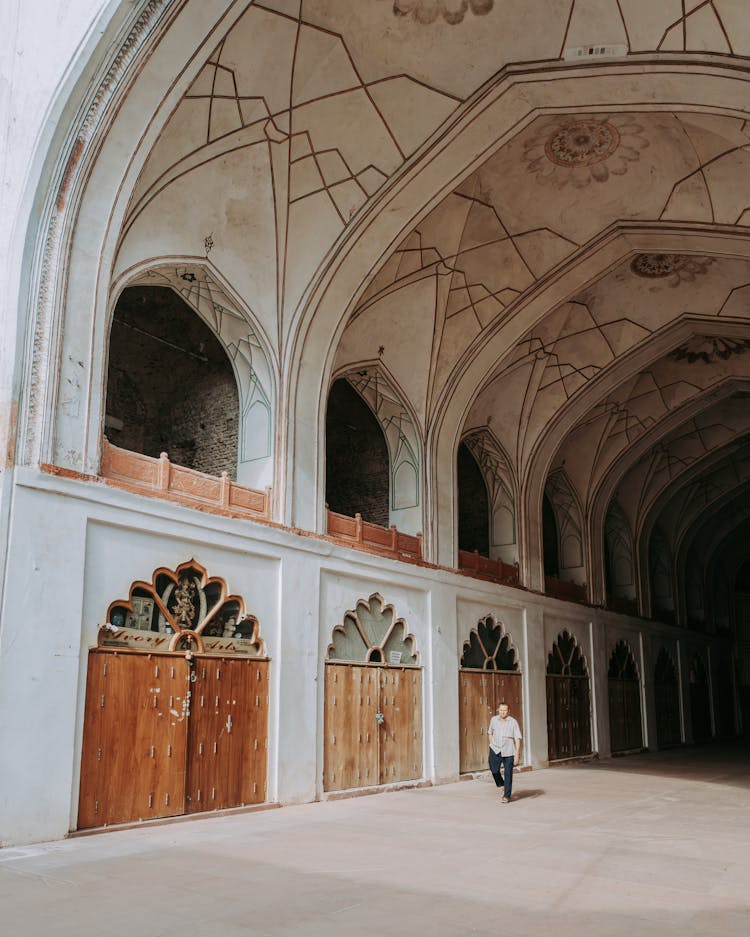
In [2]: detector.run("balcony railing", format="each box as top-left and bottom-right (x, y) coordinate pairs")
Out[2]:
(607, 594), (639, 616)
(326, 508), (422, 562)
(545, 575), (587, 604)
(100, 438), (272, 521)
(458, 549), (520, 587)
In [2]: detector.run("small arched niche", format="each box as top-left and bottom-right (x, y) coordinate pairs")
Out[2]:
(105, 286), (239, 478)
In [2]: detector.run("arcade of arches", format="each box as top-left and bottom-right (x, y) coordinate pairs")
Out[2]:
(2, 1), (750, 845)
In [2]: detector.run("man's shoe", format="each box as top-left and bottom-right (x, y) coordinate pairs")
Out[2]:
(501, 796), (510, 803)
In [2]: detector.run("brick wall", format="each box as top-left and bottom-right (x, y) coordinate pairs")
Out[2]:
(105, 286), (239, 478)
(325, 379), (389, 527)
(457, 442), (489, 556)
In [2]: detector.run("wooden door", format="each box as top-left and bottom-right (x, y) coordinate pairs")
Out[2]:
(569, 676), (591, 757)
(546, 675), (591, 761)
(458, 671), (493, 773)
(185, 658), (269, 813)
(608, 678), (642, 753)
(655, 677), (681, 748)
(78, 651), (189, 828)
(379, 668), (422, 784)
(458, 671), (523, 773)
(324, 663), (380, 791)
(492, 672), (523, 736)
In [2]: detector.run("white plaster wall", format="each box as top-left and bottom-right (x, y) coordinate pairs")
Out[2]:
(0, 469), (730, 846)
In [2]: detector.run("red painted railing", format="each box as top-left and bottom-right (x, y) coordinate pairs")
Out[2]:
(545, 576), (587, 604)
(326, 508), (422, 562)
(458, 549), (520, 587)
(100, 438), (272, 521)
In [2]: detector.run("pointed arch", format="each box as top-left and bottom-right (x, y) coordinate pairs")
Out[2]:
(544, 470), (585, 585)
(460, 615), (520, 671)
(327, 593), (419, 666)
(604, 499), (635, 601)
(461, 427), (517, 563)
(109, 262), (277, 490)
(331, 363), (423, 533)
(547, 629), (589, 677)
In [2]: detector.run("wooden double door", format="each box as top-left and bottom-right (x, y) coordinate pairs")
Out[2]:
(78, 649), (269, 829)
(655, 675), (681, 748)
(546, 675), (592, 761)
(458, 670), (523, 773)
(608, 678), (643, 753)
(323, 663), (422, 792)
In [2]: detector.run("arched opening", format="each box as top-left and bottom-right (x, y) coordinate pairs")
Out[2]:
(607, 641), (643, 753)
(106, 286), (239, 478)
(546, 630), (592, 761)
(654, 648), (681, 749)
(689, 653), (712, 743)
(604, 501), (636, 609)
(457, 442), (490, 556)
(542, 493), (560, 577)
(458, 616), (521, 773)
(649, 525), (675, 624)
(325, 379), (390, 527)
(323, 594), (422, 792)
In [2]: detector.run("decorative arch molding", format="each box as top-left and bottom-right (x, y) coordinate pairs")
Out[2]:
(115, 261), (277, 489)
(607, 639), (640, 681)
(332, 364), (422, 530)
(674, 493), (750, 626)
(461, 428), (517, 561)
(635, 438), (750, 617)
(460, 615), (520, 672)
(544, 470), (585, 584)
(587, 377), (750, 591)
(603, 499), (635, 602)
(101, 557), (264, 656)
(520, 312), (750, 589)
(546, 629), (589, 678)
(327, 593), (419, 666)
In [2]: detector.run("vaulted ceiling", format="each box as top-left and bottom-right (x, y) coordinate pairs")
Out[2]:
(111, 0), (750, 610)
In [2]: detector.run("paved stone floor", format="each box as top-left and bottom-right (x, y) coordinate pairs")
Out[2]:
(2, 744), (749, 937)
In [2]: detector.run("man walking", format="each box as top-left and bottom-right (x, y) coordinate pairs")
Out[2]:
(488, 702), (522, 802)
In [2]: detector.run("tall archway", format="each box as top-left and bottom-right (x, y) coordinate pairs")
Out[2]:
(654, 648), (681, 749)
(542, 493), (560, 577)
(607, 641), (643, 753)
(325, 379), (390, 527)
(689, 653), (712, 743)
(323, 594), (422, 792)
(457, 442), (490, 556)
(546, 630), (591, 761)
(106, 286), (239, 478)
(458, 616), (521, 773)
(604, 501), (636, 606)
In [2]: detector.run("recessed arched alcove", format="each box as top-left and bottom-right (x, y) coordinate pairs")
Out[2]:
(457, 442), (490, 556)
(106, 286), (239, 478)
(325, 379), (390, 527)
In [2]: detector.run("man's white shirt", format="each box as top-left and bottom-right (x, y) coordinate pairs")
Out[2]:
(488, 714), (522, 756)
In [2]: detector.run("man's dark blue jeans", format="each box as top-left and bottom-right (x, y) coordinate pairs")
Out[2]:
(488, 748), (515, 798)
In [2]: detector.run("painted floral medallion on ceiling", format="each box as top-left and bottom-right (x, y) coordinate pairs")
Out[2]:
(523, 117), (649, 188)
(630, 254), (714, 286)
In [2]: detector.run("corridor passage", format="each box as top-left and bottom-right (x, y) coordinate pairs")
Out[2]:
(2, 745), (748, 937)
